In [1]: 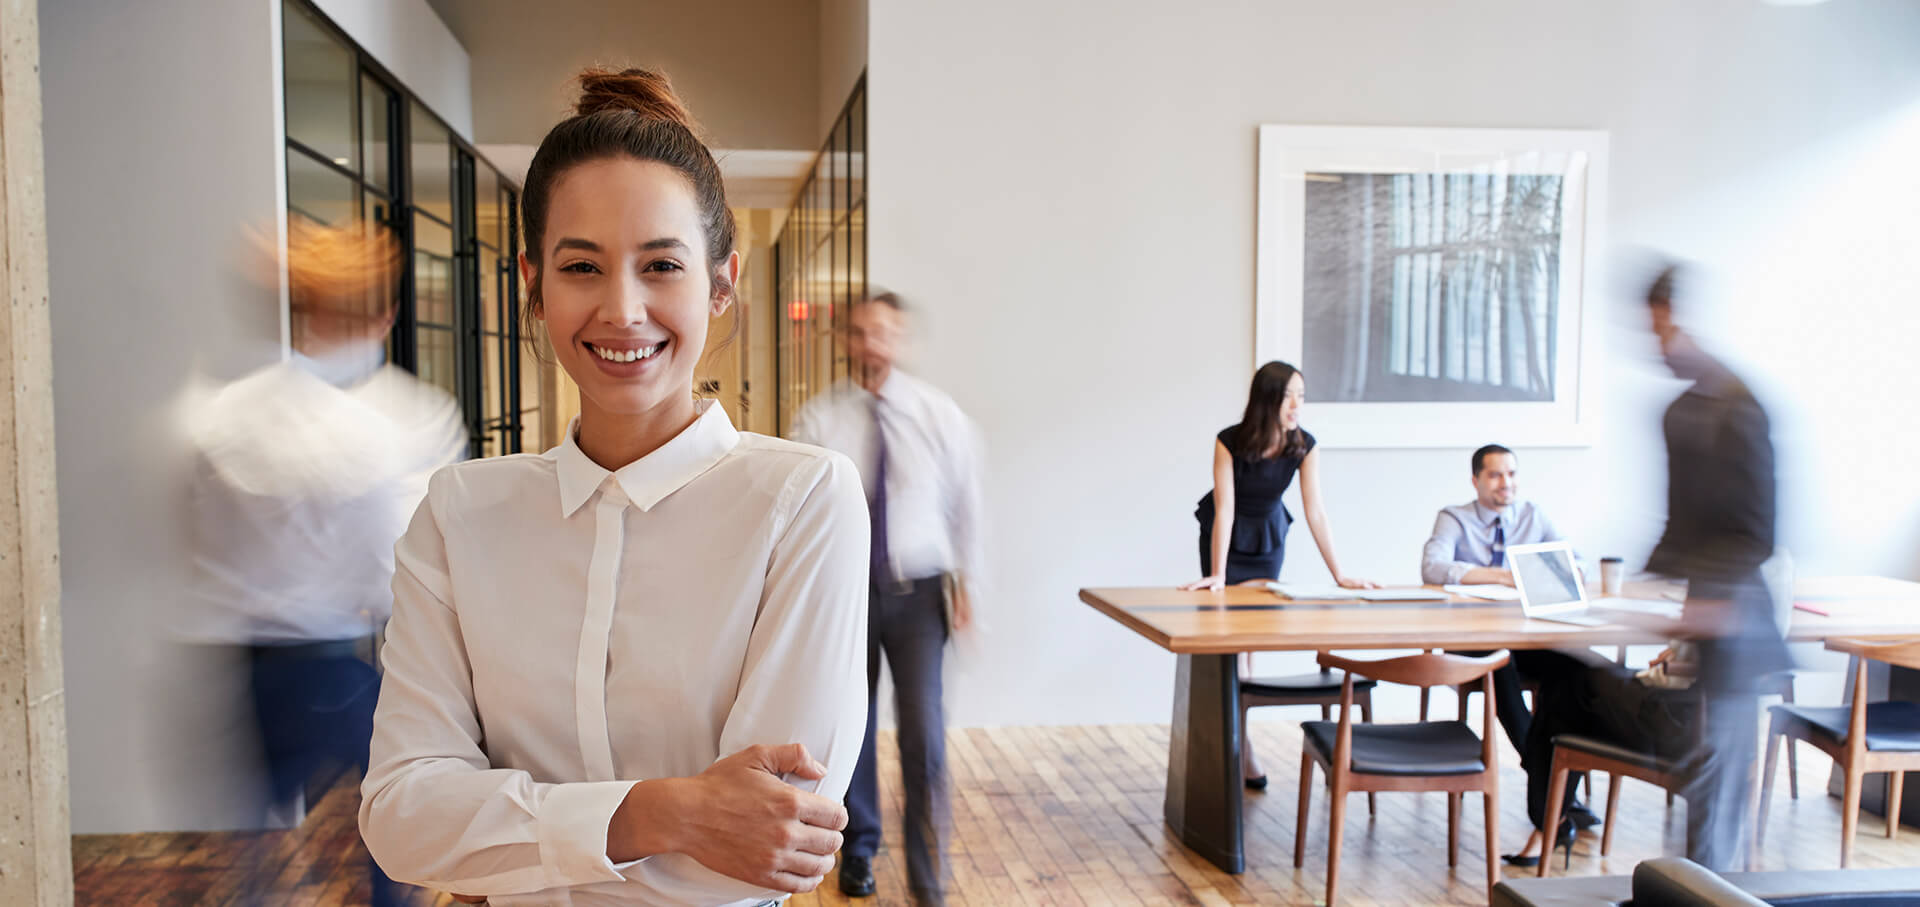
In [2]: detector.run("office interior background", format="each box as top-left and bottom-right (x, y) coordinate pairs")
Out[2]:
(8, 0), (1920, 902)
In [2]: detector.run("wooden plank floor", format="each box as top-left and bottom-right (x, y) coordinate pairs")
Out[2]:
(74, 722), (1918, 906)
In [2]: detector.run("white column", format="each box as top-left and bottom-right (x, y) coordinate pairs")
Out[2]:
(0, 0), (73, 903)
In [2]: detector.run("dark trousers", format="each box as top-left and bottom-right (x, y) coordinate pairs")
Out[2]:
(1525, 659), (1760, 870)
(844, 577), (950, 903)
(1455, 648), (1592, 757)
(248, 640), (399, 906)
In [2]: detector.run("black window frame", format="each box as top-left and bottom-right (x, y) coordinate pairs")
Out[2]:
(280, 0), (539, 458)
(773, 73), (867, 437)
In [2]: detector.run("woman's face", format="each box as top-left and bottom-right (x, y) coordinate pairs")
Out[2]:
(524, 157), (736, 423)
(1280, 373), (1305, 430)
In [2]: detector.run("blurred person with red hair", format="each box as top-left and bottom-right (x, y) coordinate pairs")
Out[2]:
(186, 217), (465, 905)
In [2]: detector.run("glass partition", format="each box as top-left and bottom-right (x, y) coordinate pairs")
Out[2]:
(281, 0), (549, 457)
(773, 75), (866, 436)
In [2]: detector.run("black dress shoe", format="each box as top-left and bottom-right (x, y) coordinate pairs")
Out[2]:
(1244, 774), (1269, 791)
(1567, 803), (1602, 830)
(839, 854), (876, 897)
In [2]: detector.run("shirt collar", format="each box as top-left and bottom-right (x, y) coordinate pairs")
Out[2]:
(548, 399), (740, 518)
(861, 369), (908, 404)
(292, 341), (385, 388)
(1472, 500), (1517, 526)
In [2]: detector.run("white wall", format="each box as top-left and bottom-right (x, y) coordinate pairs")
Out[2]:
(43, 0), (287, 833)
(313, 0), (474, 140)
(866, 0), (1920, 728)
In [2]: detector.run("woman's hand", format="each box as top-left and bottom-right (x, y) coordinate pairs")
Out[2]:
(1181, 575), (1225, 591)
(611, 743), (848, 893)
(1335, 575), (1380, 590)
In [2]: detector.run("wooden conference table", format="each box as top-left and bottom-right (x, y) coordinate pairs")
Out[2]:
(1079, 576), (1920, 873)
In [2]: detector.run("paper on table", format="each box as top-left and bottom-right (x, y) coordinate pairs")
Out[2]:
(1444, 584), (1522, 602)
(1266, 582), (1362, 601)
(1359, 588), (1452, 602)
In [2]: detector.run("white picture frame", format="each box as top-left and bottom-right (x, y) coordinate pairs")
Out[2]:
(1255, 125), (1609, 449)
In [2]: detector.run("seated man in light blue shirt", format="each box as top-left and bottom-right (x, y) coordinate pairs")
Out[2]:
(1422, 444), (1577, 587)
(1420, 444), (1600, 831)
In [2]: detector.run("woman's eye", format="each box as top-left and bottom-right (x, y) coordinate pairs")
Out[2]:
(559, 261), (599, 274)
(645, 260), (684, 273)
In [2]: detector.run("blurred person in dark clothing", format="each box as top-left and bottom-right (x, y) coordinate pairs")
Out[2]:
(1513, 264), (1787, 871)
(186, 219), (464, 905)
(1644, 265), (1788, 692)
(1645, 263), (1788, 870)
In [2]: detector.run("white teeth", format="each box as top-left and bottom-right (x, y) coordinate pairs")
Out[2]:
(591, 343), (662, 363)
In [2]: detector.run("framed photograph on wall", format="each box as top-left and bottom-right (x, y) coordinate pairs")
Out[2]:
(1255, 125), (1609, 448)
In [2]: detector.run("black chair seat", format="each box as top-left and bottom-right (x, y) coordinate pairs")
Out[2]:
(1303, 719), (1485, 776)
(1242, 670), (1377, 698)
(1495, 861), (1920, 907)
(1772, 701), (1920, 752)
(1553, 734), (1680, 776)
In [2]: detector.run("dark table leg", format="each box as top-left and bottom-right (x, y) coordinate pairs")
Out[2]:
(1166, 652), (1244, 873)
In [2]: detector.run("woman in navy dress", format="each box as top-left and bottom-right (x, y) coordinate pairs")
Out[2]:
(1183, 360), (1376, 786)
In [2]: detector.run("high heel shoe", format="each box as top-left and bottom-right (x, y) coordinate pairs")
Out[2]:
(1567, 802), (1602, 830)
(1500, 819), (1575, 868)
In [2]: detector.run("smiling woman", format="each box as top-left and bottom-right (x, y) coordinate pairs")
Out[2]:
(530, 155), (730, 460)
(358, 68), (871, 907)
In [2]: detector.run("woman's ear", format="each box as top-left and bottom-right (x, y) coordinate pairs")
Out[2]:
(519, 251), (542, 318)
(710, 250), (741, 318)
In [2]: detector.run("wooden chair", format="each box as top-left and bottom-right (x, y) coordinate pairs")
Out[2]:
(1429, 649), (1586, 804)
(1537, 731), (1689, 877)
(1295, 650), (1508, 905)
(1468, 649), (1791, 820)
(1537, 678), (1801, 877)
(1762, 673), (1802, 800)
(1240, 661), (1377, 813)
(1758, 637), (1920, 868)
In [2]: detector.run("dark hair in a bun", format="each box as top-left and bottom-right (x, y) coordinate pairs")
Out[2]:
(572, 67), (698, 130)
(520, 67), (735, 347)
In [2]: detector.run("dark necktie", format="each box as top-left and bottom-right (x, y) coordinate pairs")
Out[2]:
(1490, 516), (1506, 568)
(870, 398), (891, 581)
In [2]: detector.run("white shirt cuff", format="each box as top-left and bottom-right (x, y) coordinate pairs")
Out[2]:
(536, 780), (647, 887)
(1446, 564), (1472, 585)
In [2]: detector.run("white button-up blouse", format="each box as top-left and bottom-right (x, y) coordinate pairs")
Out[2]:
(360, 400), (869, 906)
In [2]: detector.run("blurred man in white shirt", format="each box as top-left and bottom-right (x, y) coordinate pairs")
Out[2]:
(792, 290), (985, 906)
(187, 221), (464, 905)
